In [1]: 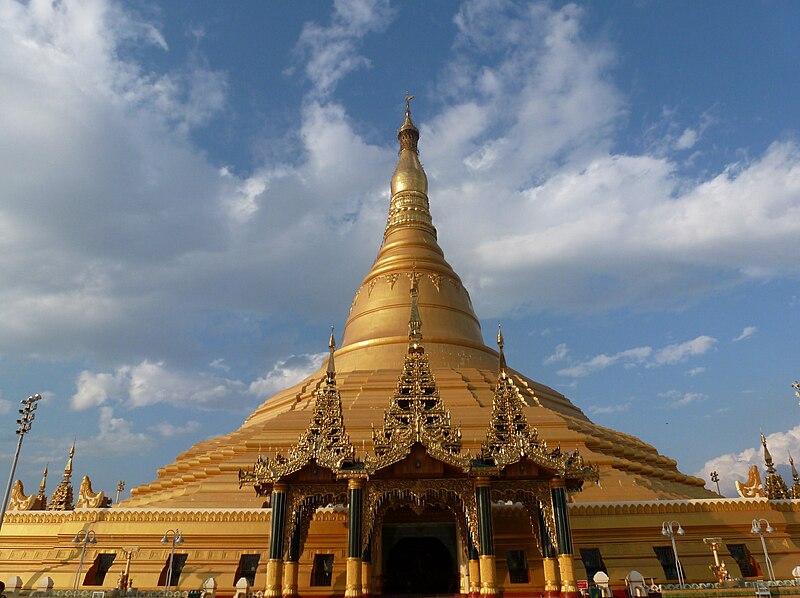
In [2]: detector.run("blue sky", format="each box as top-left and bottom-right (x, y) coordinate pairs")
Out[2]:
(1, 0), (798, 500)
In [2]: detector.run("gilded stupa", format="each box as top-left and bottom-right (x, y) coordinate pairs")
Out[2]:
(126, 101), (712, 510)
(10, 102), (800, 598)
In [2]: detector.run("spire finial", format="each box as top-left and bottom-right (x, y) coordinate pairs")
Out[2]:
(497, 324), (507, 379)
(326, 326), (337, 384)
(65, 441), (75, 478)
(398, 95), (419, 153)
(408, 268), (423, 349)
(791, 453), (800, 483)
(38, 464), (48, 495)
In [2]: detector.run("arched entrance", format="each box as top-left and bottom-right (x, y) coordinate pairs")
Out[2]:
(381, 507), (459, 595)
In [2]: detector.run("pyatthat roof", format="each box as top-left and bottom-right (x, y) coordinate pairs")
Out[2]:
(126, 104), (714, 508)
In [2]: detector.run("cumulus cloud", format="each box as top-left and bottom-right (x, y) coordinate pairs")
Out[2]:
(71, 361), (247, 410)
(249, 352), (327, 399)
(696, 427), (800, 496)
(733, 326), (758, 342)
(76, 406), (151, 456)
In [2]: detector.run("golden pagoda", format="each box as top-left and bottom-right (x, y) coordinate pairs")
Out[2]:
(2, 101), (800, 597)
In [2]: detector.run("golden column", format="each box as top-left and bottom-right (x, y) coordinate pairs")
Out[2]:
(346, 478), (364, 598)
(551, 480), (579, 598)
(538, 507), (560, 597)
(467, 533), (481, 598)
(283, 510), (301, 598)
(361, 538), (372, 598)
(266, 483), (288, 598)
(475, 478), (497, 596)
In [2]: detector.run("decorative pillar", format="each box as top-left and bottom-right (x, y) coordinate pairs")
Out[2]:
(346, 478), (364, 598)
(361, 538), (372, 598)
(468, 533), (481, 598)
(283, 509), (301, 598)
(539, 506), (560, 598)
(266, 483), (289, 598)
(551, 480), (578, 598)
(475, 478), (497, 596)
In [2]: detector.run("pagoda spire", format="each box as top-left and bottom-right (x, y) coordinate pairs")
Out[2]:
(326, 326), (337, 384)
(497, 325), (508, 379)
(48, 442), (75, 511)
(761, 433), (789, 499)
(385, 96), (435, 239)
(36, 465), (48, 507)
(408, 271), (423, 350)
(790, 453), (800, 498)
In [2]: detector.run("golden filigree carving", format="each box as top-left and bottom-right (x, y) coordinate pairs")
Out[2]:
(491, 480), (555, 554)
(762, 434), (789, 499)
(283, 484), (348, 559)
(239, 331), (358, 488)
(387, 273), (400, 289)
(49, 443), (75, 511)
(428, 273), (442, 292)
(480, 329), (599, 487)
(362, 479), (479, 551)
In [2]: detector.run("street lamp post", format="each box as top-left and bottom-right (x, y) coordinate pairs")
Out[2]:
(661, 520), (686, 588)
(0, 394), (42, 532)
(161, 529), (184, 588)
(751, 518), (776, 581)
(73, 530), (97, 589)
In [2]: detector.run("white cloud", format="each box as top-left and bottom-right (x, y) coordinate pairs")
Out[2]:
(149, 421), (202, 438)
(733, 326), (758, 342)
(71, 361), (247, 410)
(249, 352), (327, 399)
(77, 406), (151, 456)
(543, 343), (569, 365)
(588, 402), (630, 415)
(687, 367), (706, 376)
(651, 336), (717, 366)
(558, 335), (716, 378)
(696, 426), (800, 496)
(558, 346), (651, 378)
(675, 127), (698, 150)
(295, 0), (394, 99)
(0, 399), (11, 414)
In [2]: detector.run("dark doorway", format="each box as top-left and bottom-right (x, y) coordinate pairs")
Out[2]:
(382, 520), (458, 595)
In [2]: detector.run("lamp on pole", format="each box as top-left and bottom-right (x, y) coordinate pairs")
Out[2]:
(710, 471), (721, 495)
(751, 518), (775, 581)
(661, 520), (685, 587)
(160, 529), (184, 588)
(0, 394), (42, 533)
(72, 529), (97, 589)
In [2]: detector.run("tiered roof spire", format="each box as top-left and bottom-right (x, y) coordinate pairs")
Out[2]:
(761, 433), (789, 499)
(49, 442), (75, 511)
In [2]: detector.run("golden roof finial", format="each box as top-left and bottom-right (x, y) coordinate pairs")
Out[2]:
(497, 324), (508, 379)
(65, 440), (75, 478)
(398, 94), (419, 153)
(38, 465), (48, 495)
(326, 326), (337, 384)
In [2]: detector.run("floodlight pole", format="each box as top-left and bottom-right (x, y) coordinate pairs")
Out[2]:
(661, 520), (685, 588)
(751, 518), (776, 581)
(0, 394), (42, 533)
